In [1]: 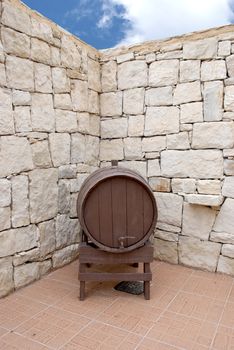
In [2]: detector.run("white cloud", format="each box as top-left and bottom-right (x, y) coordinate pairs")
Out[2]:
(102, 0), (234, 46)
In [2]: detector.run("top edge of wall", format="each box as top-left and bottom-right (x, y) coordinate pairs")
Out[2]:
(5, 0), (100, 59)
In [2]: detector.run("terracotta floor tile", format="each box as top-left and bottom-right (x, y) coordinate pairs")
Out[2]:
(227, 284), (234, 304)
(137, 337), (180, 350)
(0, 332), (50, 349)
(212, 325), (234, 350)
(220, 302), (234, 328)
(153, 262), (193, 290)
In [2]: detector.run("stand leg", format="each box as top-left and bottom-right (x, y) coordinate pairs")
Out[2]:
(79, 263), (86, 301)
(144, 263), (150, 300)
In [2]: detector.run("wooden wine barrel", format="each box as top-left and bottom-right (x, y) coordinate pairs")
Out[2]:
(77, 165), (157, 253)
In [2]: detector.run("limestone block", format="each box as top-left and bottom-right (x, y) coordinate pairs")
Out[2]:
(161, 150), (223, 179)
(157, 50), (182, 60)
(123, 88), (144, 115)
(101, 60), (117, 92)
(213, 198), (234, 236)
(142, 136), (166, 152)
(145, 87), (173, 106)
(88, 58), (101, 92)
(217, 256), (234, 275)
(149, 60), (179, 87)
(34, 63), (52, 93)
(12, 175), (29, 228)
(180, 102), (203, 124)
(171, 178), (196, 194)
(71, 133), (86, 163)
(0, 88), (14, 135)
(149, 177), (171, 192)
(117, 52), (134, 63)
(120, 161), (147, 178)
(29, 168), (58, 223)
(54, 94), (72, 110)
(31, 140), (52, 168)
(154, 239), (178, 264)
(0, 136), (33, 178)
(145, 152), (160, 159)
(0, 207), (10, 232)
(179, 60), (200, 82)
(71, 80), (88, 112)
(226, 54), (234, 76)
(146, 53), (156, 63)
(0, 63), (6, 86)
(40, 260), (52, 276)
(13, 248), (40, 266)
(52, 67), (70, 93)
(224, 160), (234, 175)
(14, 262), (40, 289)
(77, 112), (89, 134)
(55, 110), (77, 133)
(155, 229), (178, 242)
(0, 42), (4, 64)
(173, 81), (201, 105)
(145, 107), (179, 136)
(56, 215), (79, 249)
(70, 174), (89, 192)
(128, 115), (144, 137)
(85, 136), (99, 166)
(0, 225), (38, 258)
(31, 17), (53, 43)
(124, 137), (142, 160)
(31, 38), (50, 64)
(218, 41), (231, 56)
(101, 118), (128, 139)
(223, 149), (234, 157)
(12, 90), (31, 106)
(167, 132), (190, 150)
(100, 139), (124, 161)
(59, 165), (77, 179)
(210, 231), (234, 244)
(222, 244), (234, 258)
(203, 81), (223, 121)
(118, 61), (147, 90)
(1, 27), (30, 58)
(148, 159), (161, 177)
(155, 192), (183, 227)
(222, 177), (234, 198)
(14, 106), (32, 133)
(100, 92), (122, 116)
(51, 46), (61, 66)
(31, 93), (55, 132)
(0, 257), (13, 297)
(197, 180), (221, 195)
(61, 35), (81, 69)
(180, 124), (193, 132)
(201, 60), (226, 81)
(183, 38), (217, 59)
(52, 243), (79, 268)
(38, 219), (55, 257)
(58, 180), (70, 214)
(192, 122), (234, 149)
(179, 236), (221, 271)
(88, 89), (99, 114)
(2, 2), (31, 35)
(70, 193), (78, 218)
(184, 194), (223, 206)
(224, 86), (234, 111)
(182, 203), (216, 240)
(49, 133), (70, 167)
(89, 115), (100, 136)
(0, 179), (11, 208)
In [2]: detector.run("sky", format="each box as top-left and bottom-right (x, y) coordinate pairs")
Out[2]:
(23, 0), (234, 49)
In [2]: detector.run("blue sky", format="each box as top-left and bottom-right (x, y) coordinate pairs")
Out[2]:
(23, 0), (234, 49)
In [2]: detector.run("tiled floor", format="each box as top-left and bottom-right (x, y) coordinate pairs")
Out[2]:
(0, 260), (234, 350)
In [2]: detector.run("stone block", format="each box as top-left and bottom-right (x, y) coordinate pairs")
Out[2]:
(52, 67), (70, 93)
(31, 93), (55, 132)
(155, 229), (178, 242)
(146, 53), (156, 63)
(117, 52), (134, 63)
(154, 239), (178, 264)
(155, 192), (183, 227)
(56, 215), (79, 249)
(0, 179), (11, 208)
(88, 90), (99, 114)
(171, 178), (196, 194)
(213, 198), (234, 235)
(184, 194), (223, 206)
(12, 175), (29, 228)
(167, 132), (190, 150)
(179, 236), (221, 271)
(31, 38), (50, 64)
(0, 257), (13, 297)
(100, 139), (123, 161)
(1, 27), (30, 58)
(77, 112), (89, 134)
(101, 118), (128, 139)
(145, 86), (173, 106)
(201, 60), (226, 81)
(149, 60), (179, 87)
(148, 159), (161, 177)
(180, 102), (203, 123)
(71, 80), (88, 112)
(29, 169), (58, 223)
(34, 63), (52, 93)
(0, 88), (14, 135)
(6, 54), (33, 91)
(197, 180), (221, 195)
(203, 81), (223, 121)
(226, 54), (234, 76)
(145, 107), (179, 136)
(124, 137), (142, 160)
(13, 248), (40, 266)
(31, 140), (52, 168)
(192, 122), (234, 149)
(101, 60), (117, 92)
(224, 160), (234, 175)
(49, 133), (70, 167)
(222, 244), (234, 258)
(85, 135), (99, 166)
(183, 38), (217, 59)
(31, 17), (53, 43)
(12, 90), (31, 106)
(161, 150), (223, 179)
(0, 136), (33, 178)
(55, 110), (77, 133)
(52, 244), (79, 268)
(61, 35), (81, 69)
(14, 262), (40, 289)
(120, 161), (147, 178)
(118, 61), (147, 89)
(179, 60), (200, 82)
(123, 88), (144, 115)
(142, 136), (166, 152)
(0, 63), (6, 86)
(0, 225), (39, 258)
(59, 165), (77, 179)
(71, 133), (86, 163)
(51, 46), (60, 66)
(58, 180), (70, 214)
(88, 58), (101, 92)
(218, 41), (231, 56)
(149, 177), (171, 192)
(38, 219), (55, 257)
(0, 207), (10, 232)
(89, 115), (100, 136)
(14, 106), (32, 133)
(224, 86), (234, 111)
(182, 203), (216, 240)
(54, 94), (72, 110)
(222, 177), (234, 198)
(128, 115), (144, 136)
(217, 256), (234, 275)
(70, 174), (89, 192)
(210, 231), (234, 244)
(2, 2), (31, 35)
(173, 81), (201, 105)
(40, 260), (52, 276)
(100, 92), (122, 116)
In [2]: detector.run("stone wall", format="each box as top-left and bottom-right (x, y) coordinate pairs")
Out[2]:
(0, 0), (100, 297)
(99, 30), (234, 275)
